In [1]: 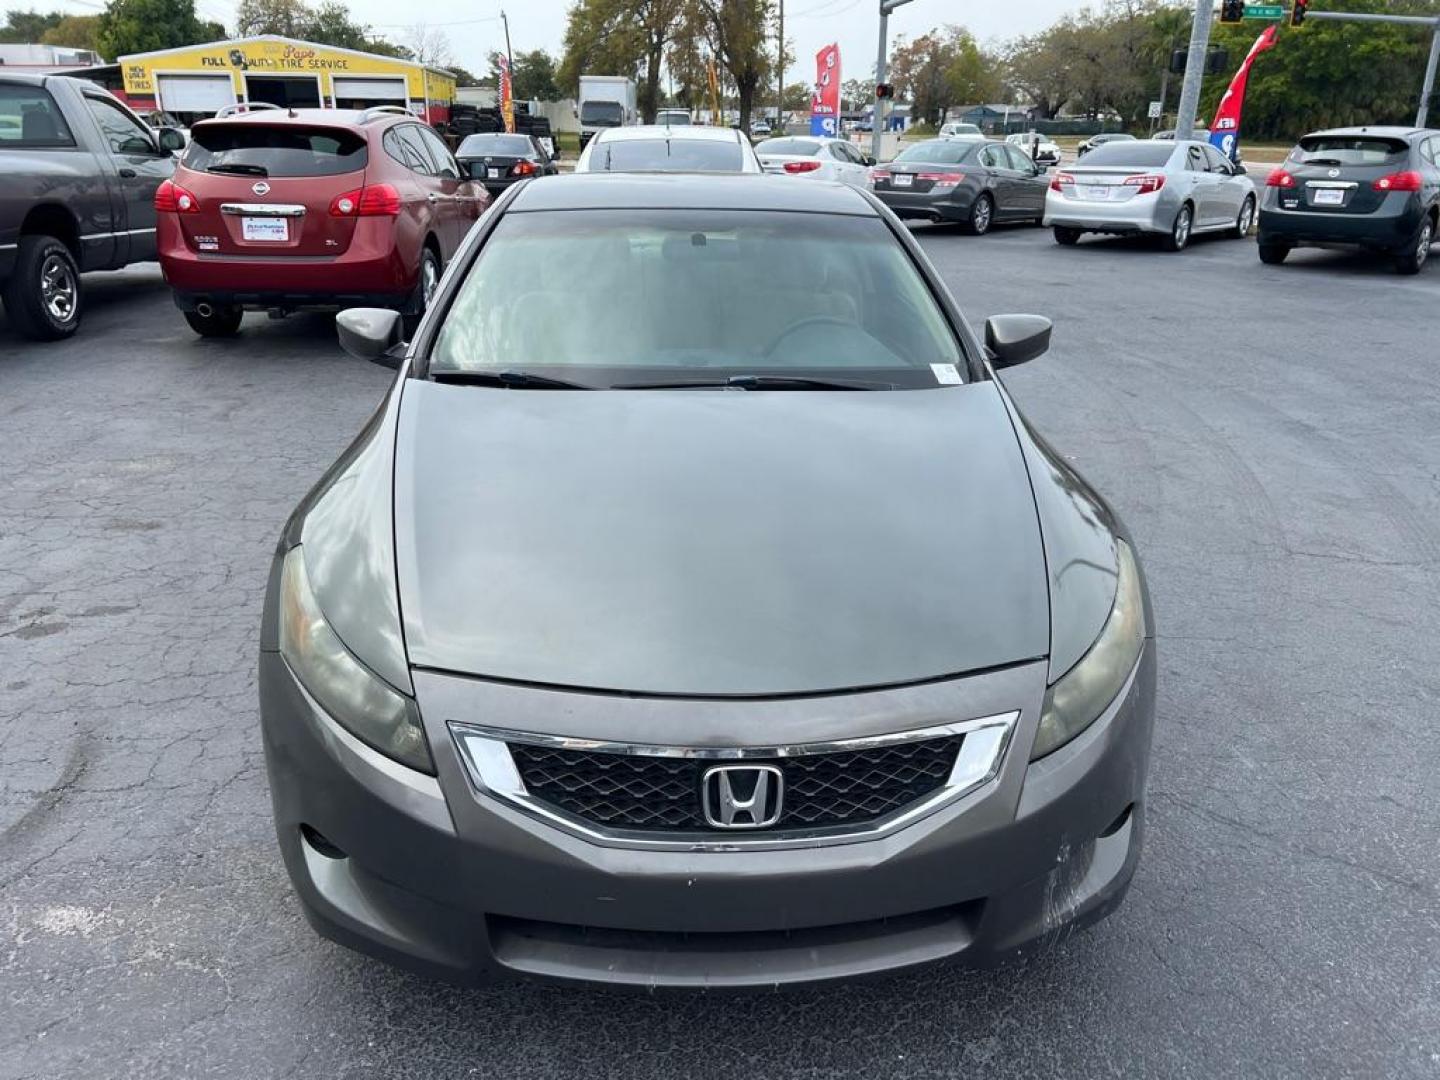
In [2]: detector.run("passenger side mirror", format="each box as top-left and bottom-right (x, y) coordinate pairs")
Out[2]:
(863, 154), (876, 166)
(984, 314), (1052, 369)
(157, 127), (186, 153)
(337, 308), (406, 369)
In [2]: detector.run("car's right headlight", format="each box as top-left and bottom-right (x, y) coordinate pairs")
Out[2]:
(278, 545), (433, 774)
(1031, 539), (1146, 760)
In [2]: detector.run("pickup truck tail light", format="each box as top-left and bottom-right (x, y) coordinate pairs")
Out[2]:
(154, 179), (200, 213)
(329, 184), (403, 217)
(1373, 170), (1422, 192)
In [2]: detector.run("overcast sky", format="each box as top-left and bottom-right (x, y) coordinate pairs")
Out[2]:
(63, 0), (1080, 85)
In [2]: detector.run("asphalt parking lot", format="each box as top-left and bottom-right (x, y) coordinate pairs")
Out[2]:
(3, 225), (1439, 1079)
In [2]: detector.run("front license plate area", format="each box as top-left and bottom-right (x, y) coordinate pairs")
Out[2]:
(892, 173), (913, 188)
(242, 217), (288, 241)
(1312, 188), (1344, 207)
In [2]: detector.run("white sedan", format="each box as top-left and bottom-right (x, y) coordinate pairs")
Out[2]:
(1044, 138), (1256, 252)
(575, 125), (763, 174)
(753, 135), (875, 187)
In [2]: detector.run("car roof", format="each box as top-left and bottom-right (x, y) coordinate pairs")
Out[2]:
(595, 124), (742, 144)
(509, 173), (878, 215)
(1305, 125), (1425, 139)
(192, 108), (413, 131)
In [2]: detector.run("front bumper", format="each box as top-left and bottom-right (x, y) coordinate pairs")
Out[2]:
(1258, 189), (1426, 250)
(1044, 189), (1174, 234)
(260, 641), (1157, 988)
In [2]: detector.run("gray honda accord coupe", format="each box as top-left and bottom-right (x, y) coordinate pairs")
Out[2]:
(259, 173), (1157, 988)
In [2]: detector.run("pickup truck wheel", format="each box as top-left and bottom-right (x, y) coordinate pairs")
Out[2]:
(3, 235), (81, 341)
(183, 306), (243, 337)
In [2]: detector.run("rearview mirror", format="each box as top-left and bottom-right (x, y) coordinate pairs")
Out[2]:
(157, 127), (186, 153)
(337, 308), (405, 368)
(984, 314), (1052, 368)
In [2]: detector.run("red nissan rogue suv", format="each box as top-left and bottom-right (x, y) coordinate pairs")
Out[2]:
(156, 104), (488, 337)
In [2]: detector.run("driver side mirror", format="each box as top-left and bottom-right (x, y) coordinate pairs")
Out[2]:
(337, 308), (406, 369)
(458, 159), (475, 179)
(863, 154), (876, 166)
(157, 127), (186, 153)
(984, 314), (1052, 369)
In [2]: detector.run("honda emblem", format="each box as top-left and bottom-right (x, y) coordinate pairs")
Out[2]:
(701, 765), (783, 829)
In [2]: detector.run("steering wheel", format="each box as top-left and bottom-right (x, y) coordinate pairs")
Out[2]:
(763, 316), (858, 360)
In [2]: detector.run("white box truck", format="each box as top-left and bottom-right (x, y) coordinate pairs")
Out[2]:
(578, 75), (637, 148)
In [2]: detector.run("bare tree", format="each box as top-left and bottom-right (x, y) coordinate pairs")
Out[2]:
(407, 23), (452, 68)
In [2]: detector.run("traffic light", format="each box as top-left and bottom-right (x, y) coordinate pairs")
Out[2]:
(1169, 49), (1188, 74)
(875, 83), (894, 99)
(1220, 0), (1245, 23)
(1291, 0), (1307, 26)
(1205, 48), (1230, 75)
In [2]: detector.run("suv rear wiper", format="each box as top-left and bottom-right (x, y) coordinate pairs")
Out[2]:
(430, 370), (593, 390)
(1299, 157), (1344, 167)
(206, 163), (269, 176)
(615, 374), (894, 391)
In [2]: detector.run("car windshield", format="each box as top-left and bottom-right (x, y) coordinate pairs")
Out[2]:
(1077, 142), (1174, 167)
(459, 134), (534, 156)
(429, 209), (963, 386)
(580, 101), (624, 126)
(185, 124), (367, 176)
(596, 137), (743, 173)
(895, 140), (973, 165)
(1292, 136), (1408, 166)
(755, 137), (820, 156)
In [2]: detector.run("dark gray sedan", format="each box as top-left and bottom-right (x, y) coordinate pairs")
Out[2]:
(871, 138), (1050, 233)
(455, 132), (558, 196)
(259, 174), (1156, 988)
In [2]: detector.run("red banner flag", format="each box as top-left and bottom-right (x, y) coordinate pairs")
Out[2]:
(810, 43), (840, 137)
(499, 55), (515, 134)
(1210, 24), (1278, 162)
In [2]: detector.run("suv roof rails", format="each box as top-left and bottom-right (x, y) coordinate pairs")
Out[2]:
(359, 105), (416, 123)
(215, 101), (284, 119)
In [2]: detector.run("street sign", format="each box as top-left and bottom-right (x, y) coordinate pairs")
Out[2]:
(1244, 6), (1286, 17)
(1148, 100), (1163, 118)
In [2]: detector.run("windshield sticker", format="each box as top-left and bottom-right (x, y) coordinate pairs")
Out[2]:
(931, 363), (962, 385)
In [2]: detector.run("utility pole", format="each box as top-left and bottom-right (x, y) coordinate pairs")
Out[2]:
(777, 0), (784, 130)
(1173, 0), (1214, 139)
(872, 0), (915, 163)
(1305, 11), (1440, 127)
(501, 8), (514, 72)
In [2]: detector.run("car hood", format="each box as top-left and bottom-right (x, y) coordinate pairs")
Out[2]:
(393, 381), (1049, 696)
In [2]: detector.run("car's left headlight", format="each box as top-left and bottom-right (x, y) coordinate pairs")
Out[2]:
(1031, 539), (1146, 760)
(278, 545), (433, 773)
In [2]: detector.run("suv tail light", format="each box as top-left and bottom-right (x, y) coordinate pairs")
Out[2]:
(1266, 168), (1297, 189)
(155, 178), (199, 213)
(513, 160), (536, 176)
(784, 160), (822, 173)
(1122, 174), (1165, 195)
(329, 183), (402, 217)
(1050, 171), (1075, 192)
(1373, 170), (1423, 192)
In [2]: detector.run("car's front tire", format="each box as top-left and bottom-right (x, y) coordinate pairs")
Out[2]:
(183, 306), (243, 337)
(3, 234), (81, 341)
(1053, 225), (1082, 246)
(1161, 204), (1193, 252)
(1394, 216), (1434, 276)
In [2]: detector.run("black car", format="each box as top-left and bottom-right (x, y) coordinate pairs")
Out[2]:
(871, 138), (1048, 235)
(1077, 132), (1135, 157)
(455, 133), (559, 195)
(1258, 126), (1439, 274)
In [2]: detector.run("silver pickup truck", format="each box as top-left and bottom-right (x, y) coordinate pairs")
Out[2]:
(1, 73), (184, 341)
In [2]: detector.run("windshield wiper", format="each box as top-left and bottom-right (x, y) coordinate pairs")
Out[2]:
(614, 374), (893, 391)
(206, 163), (269, 176)
(430, 370), (593, 390)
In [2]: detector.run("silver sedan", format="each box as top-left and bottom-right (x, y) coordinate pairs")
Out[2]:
(1044, 139), (1256, 251)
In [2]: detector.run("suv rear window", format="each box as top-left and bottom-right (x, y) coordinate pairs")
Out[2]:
(184, 124), (368, 177)
(0, 84), (75, 148)
(1291, 136), (1408, 166)
(1077, 142), (1175, 167)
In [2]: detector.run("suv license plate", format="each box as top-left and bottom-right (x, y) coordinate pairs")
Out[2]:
(892, 173), (913, 187)
(1312, 188), (1344, 206)
(242, 217), (288, 241)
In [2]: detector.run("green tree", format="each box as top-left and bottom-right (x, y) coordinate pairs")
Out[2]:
(234, 0), (305, 37)
(0, 9), (62, 42)
(40, 13), (100, 50)
(96, 0), (219, 57)
(558, 0), (682, 121)
(510, 48), (560, 101)
(691, 0), (773, 131)
(889, 25), (998, 126)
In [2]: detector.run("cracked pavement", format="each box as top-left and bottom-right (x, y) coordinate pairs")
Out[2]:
(2, 232), (1438, 1079)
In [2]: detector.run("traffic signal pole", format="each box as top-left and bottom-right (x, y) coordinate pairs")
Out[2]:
(872, 0), (915, 162)
(1304, 11), (1440, 127)
(1173, 0), (1216, 138)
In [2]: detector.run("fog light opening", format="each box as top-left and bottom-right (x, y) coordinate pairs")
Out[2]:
(300, 824), (346, 860)
(1099, 803), (1134, 840)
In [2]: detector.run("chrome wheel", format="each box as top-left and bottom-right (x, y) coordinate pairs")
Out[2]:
(1418, 221), (1432, 267)
(40, 254), (77, 323)
(972, 196), (992, 234)
(421, 254), (440, 306)
(1170, 206), (1192, 251)
(1236, 197), (1255, 238)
